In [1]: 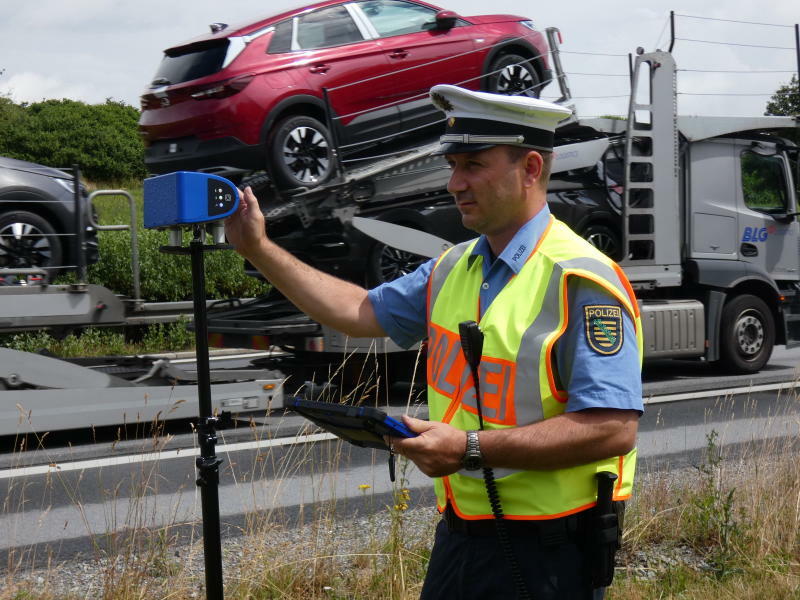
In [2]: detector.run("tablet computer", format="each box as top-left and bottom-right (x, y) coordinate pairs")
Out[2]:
(288, 397), (417, 451)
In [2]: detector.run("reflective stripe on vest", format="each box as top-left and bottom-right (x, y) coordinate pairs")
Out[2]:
(426, 217), (643, 519)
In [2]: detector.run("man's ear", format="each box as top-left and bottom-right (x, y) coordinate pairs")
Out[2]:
(523, 151), (544, 188)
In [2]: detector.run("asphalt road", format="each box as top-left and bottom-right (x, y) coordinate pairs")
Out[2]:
(0, 347), (798, 568)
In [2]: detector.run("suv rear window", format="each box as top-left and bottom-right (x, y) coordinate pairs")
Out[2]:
(152, 40), (229, 86)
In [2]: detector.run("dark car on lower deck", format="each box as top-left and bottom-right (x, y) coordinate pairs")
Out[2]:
(0, 157), (98, 282)
(249, 137), (626, 286)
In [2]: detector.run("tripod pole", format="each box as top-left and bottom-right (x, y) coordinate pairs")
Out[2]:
(189, 230), (224, 600)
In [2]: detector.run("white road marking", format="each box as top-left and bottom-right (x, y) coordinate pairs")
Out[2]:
(643, 380), (799, 404)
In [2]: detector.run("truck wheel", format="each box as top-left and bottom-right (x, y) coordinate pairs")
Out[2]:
(719, 294), (775, 374)
(268, 115), (334, 190)
(582, 224), (623, 261)
(366, 230), (428, 287)
(486, 53), (542, 98)
(0, 211), (63, 278)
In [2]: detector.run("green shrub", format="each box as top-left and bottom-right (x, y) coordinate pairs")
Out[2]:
(139, 319), (195, 353)
(88, 227), (268, 301)
(0, 320), (196, 357)
(86, 183), (270, 302)
(0, 97), (146, 182)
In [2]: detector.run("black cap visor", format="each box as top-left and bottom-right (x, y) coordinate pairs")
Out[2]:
(433, 117), (554, 156)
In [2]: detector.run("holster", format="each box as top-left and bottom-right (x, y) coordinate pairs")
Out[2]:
(588, 472), (624, 588)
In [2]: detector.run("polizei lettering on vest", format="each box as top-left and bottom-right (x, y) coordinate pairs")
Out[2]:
(428, 325), (516, 425)
(428, 325), (466, 397)
(459, 358), (516, 425)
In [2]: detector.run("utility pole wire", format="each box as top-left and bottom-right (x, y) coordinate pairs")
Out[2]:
(676, 38), (795, 50)
(674, 14), (794, 28)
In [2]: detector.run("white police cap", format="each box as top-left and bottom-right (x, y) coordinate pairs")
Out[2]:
(430, 84), (572, 155)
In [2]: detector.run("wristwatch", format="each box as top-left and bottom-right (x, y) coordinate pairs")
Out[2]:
(461, 430), (484, 471)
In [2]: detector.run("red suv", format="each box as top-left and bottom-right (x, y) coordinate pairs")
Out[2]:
(138, 0), (550, 189)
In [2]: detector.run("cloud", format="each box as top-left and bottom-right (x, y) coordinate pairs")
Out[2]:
(0, 72), (98, 104)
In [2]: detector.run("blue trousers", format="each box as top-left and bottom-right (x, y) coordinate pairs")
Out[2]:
(420, 520), (605, 600)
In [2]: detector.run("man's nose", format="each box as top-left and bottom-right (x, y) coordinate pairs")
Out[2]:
(447, 169), (466, 194)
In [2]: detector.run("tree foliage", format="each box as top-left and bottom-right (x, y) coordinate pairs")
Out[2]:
(0, 97), (146, 182)
(765, 74), (800, 117)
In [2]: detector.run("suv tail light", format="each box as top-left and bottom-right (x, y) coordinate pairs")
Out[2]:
(190, 74), (255, 100)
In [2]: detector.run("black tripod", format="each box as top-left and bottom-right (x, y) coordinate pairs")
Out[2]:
(162, 226), (227, 600)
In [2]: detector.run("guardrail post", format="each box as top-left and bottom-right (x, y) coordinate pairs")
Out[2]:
(87, 190), (142, 306)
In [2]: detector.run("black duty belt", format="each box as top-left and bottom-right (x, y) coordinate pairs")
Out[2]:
(442, 505), (589, 545)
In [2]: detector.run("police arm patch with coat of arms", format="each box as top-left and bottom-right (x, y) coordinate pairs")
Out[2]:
(583, 305), (623, 355)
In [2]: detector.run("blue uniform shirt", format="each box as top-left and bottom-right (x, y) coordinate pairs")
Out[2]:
(367, 205), (643, 414)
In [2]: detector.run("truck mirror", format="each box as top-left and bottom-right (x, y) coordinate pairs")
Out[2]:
(773, 212), (798, 224)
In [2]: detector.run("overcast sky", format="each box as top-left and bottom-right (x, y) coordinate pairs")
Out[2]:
(1, 0), (797, 119)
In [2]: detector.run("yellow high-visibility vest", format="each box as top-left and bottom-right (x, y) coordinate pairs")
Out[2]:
(426, 216), (643, 520)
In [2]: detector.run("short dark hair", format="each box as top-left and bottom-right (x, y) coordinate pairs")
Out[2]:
(504, 146), (552, 190)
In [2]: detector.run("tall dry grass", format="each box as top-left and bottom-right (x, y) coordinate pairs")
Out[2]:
(611, 386), (800, 598)
(0, 343), (433, 599)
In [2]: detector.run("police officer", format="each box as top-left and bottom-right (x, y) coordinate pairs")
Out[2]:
(225, 85), (643, 600)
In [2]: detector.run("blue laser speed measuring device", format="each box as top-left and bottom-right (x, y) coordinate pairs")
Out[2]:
(143, 172), (239, 229)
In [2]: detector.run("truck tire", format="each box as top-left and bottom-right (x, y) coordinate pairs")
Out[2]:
(719, 294), (775, 374)
(268, 115), (334, 190)
(582, 223), (623, 261)
(367, 243), (427, 287)
(0, 210), (63, 278)
(486, 53), (542, 98)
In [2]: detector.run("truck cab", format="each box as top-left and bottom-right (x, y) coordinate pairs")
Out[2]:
(597, 51), (800, 373)
(687, 133), (798, 279)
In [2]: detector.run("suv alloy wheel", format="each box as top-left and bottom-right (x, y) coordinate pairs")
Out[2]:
(0, 210), (62, 275)
(487, 53), (543, 98)
(269, 115), (335, 190)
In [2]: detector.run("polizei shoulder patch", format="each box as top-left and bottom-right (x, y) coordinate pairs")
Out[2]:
(584, 305), (623, 355)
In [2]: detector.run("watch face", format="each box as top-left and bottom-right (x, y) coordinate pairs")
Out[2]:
(463, 454), (482, 470)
